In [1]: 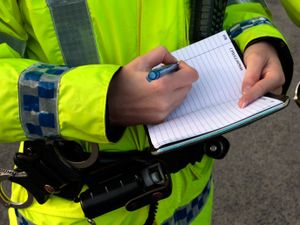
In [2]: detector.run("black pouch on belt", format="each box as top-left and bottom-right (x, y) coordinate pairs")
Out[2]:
(11, 140), (86, 203)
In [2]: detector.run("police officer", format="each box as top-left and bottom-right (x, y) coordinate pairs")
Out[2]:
(0, 0), (293, 225)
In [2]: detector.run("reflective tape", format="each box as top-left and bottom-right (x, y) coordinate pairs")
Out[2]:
(227, 17), (273, 39)
(162, 177), (212, 225)
(19, 63), (71, 139)
(46, 0), (99, 66)
(227, 0), (267, 7)
(15, 209), (36, 225)
(0, 32), (26, 56)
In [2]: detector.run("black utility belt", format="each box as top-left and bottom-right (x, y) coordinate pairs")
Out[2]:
(0, 137), (229, 220)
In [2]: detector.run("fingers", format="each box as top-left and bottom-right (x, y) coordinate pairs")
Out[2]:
(242, 53), (265, 95)
(175, 60), (199, 84)
(158, 60), (199, 87)
(238, 53), (265, 108)
(142, 46), (178, 69)
(239, 43), (285, 108)
(145, 61), (198, 122)
(168, 85), (193, 111)
(238, 76), (283, 108)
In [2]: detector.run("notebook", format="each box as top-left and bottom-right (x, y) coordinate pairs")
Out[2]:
(147, 31), (289, 154)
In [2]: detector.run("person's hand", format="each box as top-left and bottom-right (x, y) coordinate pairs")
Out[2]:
(238, 42), (285, 108)
(108, 46), (199, 126)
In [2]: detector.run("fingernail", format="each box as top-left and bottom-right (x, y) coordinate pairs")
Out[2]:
(241, 102), (247, 108)
(238, 99), (247, 108)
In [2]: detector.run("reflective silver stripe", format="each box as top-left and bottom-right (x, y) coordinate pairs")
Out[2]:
(15, 209), (36, 225)
(162, 177), (212, 225)
(0, 32), (26, 56)
(19, 63), (71, 139)
(46, 0), (99, 66)
(227, 17), (273, 39)
(227, 0), (267, 7)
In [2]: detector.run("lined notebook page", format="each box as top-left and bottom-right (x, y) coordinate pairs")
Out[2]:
(147, 31), (283, 149)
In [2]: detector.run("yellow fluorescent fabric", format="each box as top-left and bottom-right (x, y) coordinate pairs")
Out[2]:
(0, 1), (285, 144)
(0, 44), (21, 58)
(0, 1), (27, 41)
(9, 157), (214, 225)
(87, 0), (189, 64)
(18, 1), (64, 63)
(224, 3), (287, 52)
(59, 64), (120, 143)
(0, 0), (189, 144)
(0, 58), (37, 142)
(0, 0), (290, 225)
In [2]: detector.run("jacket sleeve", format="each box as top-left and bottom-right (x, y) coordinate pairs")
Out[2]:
(223, 1), (293, 93)
(0, 1), (121, 143)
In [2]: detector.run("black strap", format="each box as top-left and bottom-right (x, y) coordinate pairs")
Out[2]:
(8, 136), (229, 222)
(90, 140), (205, 174)
(95, 135), (229, 174)
(144, 201), (158, 225)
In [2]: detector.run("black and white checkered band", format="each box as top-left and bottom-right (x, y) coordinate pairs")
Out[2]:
(15, 209), (35, 225)
(162, 177), (212, 225)
(227, 17), (272, 39)
(18, 63), (71, 139)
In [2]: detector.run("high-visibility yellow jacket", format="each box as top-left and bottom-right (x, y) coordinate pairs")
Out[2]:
(0, 1), (293, 225)
(280, 0), (300, 27)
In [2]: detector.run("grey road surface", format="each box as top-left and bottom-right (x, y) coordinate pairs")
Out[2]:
(0, 1), (299, 225)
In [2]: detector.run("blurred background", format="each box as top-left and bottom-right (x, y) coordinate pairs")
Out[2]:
(0, 1), (299, 224)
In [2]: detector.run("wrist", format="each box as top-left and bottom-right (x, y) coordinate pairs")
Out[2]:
(106, 67), (126, 142)
(245, 37), (293, 94)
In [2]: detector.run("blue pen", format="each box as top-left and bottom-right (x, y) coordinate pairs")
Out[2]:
(146, 62), (179, 82)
